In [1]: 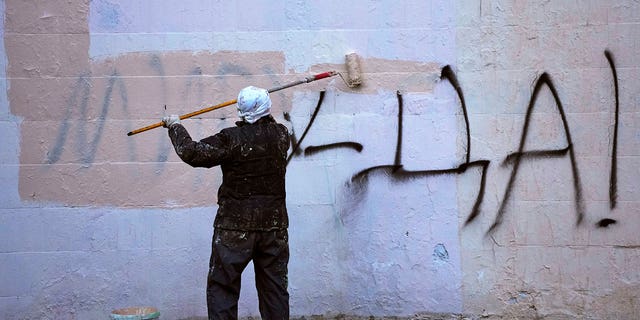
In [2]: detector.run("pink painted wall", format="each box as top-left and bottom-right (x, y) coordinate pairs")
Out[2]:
(1, 1), (639, 319)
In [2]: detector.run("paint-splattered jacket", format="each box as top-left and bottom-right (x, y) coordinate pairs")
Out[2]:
(168, 115), (290, 231)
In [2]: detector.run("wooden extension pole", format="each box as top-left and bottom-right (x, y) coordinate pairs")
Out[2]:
(126, 71), (337, 136)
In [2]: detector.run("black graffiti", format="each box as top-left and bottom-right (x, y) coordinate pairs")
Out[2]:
(489, 72), (585, 233)
(598, 218), (617, 228)
(304, 142), (363, 156)
(441, 65), (472, 165)
(593, 50), (621, 228)
(286, 51), (623, 234)
(605, 50), (619, 211)
(45, 50), (624, 235)
(440, 65), (490, 225)
(285, 91), (363, 163)
(285, 91), (324, 163)
(286, 67), (490, 226)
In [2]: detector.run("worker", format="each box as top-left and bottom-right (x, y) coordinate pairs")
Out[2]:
(162, 86), (291, 319)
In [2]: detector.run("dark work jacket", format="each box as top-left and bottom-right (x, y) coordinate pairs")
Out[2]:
(168, 115), (290, 231)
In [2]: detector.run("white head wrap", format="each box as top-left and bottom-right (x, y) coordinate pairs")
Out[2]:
(237, 86), (271, 123)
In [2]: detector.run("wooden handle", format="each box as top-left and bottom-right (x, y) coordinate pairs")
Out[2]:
(126, 71), (337, 136)
(127, 121), (164, 136)
(127, 98), (237, 136)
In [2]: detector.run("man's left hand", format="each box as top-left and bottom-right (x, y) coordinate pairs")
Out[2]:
(162, 115), (181, 128)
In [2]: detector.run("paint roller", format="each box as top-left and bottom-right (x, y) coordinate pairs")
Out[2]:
(342, 52), (362, 87)
(126, 53), (363, 136)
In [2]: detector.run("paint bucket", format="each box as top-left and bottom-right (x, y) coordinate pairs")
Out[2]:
(110, 306), (160, 320)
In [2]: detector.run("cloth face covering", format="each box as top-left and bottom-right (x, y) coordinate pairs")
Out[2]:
(237, 86), (272, 124)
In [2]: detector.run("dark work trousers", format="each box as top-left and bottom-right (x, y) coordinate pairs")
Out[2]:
(207, 228), (289, 320)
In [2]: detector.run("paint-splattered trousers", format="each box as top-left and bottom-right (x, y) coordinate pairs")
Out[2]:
(207, 228), (289, 320)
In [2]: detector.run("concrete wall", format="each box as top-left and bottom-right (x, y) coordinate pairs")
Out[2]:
(1, 0), (638, 319)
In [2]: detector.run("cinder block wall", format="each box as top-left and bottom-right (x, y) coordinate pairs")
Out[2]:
(1, 1), (638, 319)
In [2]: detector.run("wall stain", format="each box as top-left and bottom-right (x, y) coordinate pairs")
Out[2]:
(150, 54), (171, 168)
(48, 71), (134, 166)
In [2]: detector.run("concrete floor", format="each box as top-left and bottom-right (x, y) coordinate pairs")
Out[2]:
(178, 313), (476, 320)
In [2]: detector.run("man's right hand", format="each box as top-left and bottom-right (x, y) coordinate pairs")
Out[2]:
(162, 115), (181, 128)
